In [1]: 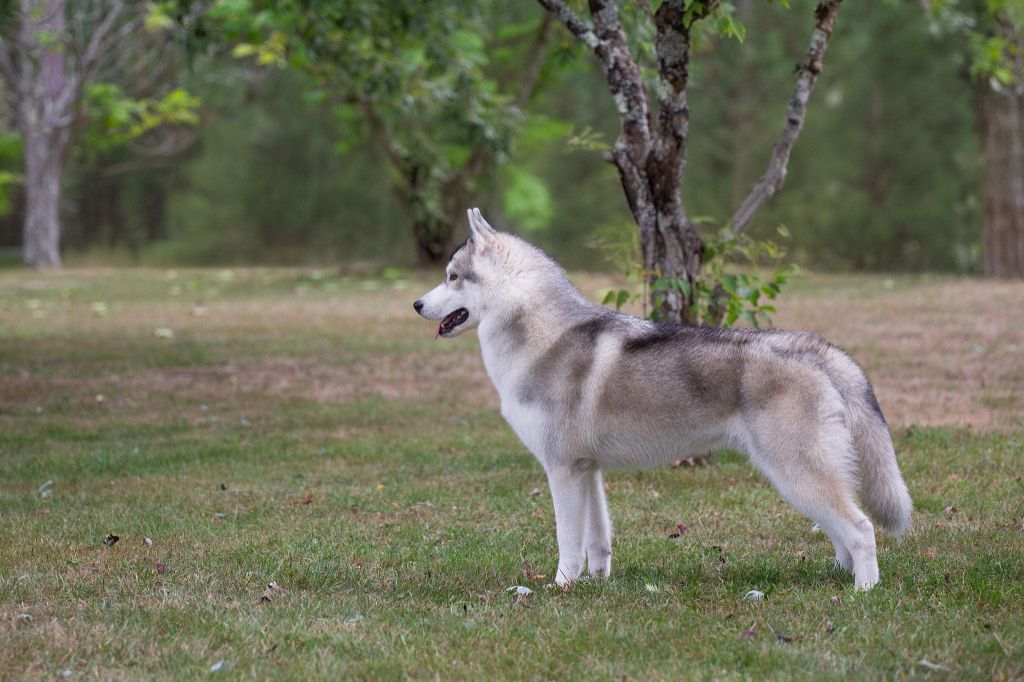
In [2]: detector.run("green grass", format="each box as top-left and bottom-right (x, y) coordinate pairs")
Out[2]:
(1, 268), (1022, 680)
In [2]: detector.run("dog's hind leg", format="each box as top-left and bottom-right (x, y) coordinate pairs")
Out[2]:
(583, 468), (612, 579)
(545, 461), (592, 587)
(823, 526), (854, 573)
(744, 416), (879, 589)
(755, 453), (878, 588)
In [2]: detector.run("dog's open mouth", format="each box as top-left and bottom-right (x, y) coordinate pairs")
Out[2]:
(437, 308), (469, 337)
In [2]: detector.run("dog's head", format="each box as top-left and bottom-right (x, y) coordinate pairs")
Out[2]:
(413, 208), (509, 338)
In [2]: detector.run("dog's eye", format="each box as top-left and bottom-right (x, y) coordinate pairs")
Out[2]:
(449, 273), (458, 282)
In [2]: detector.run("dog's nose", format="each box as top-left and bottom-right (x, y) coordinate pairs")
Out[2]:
(413, 300), (424, 313)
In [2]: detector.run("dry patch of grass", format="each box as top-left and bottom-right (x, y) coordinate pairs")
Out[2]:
(3, 268), (1020, 429)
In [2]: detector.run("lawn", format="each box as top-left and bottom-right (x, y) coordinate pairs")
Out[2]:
(1, 267), (1022, 679)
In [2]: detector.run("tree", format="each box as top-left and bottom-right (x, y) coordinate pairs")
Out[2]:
(536, 0), (842, 323)
(968, 2), (1024, 277)
(0, 1), (191, 268)
(208, 0), (557, 265)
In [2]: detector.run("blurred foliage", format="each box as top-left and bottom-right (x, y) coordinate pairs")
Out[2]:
(0, 1), (995, 273)
(83, 85), (200, 151)
(190, 0), (544, 262)
(596, 217), (794, 327)
(0, 133), (21, 216)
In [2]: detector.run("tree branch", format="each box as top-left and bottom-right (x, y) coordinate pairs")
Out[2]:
(649, 0), (699, 193)
(535, 0), (599, 49)
(515, 13), (554, 108)
(730, 0), (843, 235)
(358, 99), (411, 176)
(78, 1), (126, 78)
(588, 0), (651, 166)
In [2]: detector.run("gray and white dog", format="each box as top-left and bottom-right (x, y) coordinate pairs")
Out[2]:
(414, 208), (912, 590)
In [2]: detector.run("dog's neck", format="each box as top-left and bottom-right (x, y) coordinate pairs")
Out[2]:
(476, 279), (594, 394)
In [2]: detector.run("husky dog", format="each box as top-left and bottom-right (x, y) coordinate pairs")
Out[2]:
(414, 208), (912, 590)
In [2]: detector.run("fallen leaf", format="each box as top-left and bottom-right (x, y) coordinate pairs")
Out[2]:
(156, 563), (166, 575)
(103, 533), (119, 547)
(744, 589), (765, 602)
(824, 621), (835, 634)
(209, 659), (228, 672)
(918, 658), (949, 672)
(37, 479), (54, 497)
(529, 487), (542, 497)
(776, 633), (793, 644)
(144, 536), (153, 546)
(669, 523), (688, 539)
(923, 549), (937, 559)
(829, 595), (842, 606)
(644, 583), (659, 593)
(15, 613), (32, 624)
(153, 327), (174, 339)
(291, 493), (314, 506)
(944, 505), (957, 515)
(506, 585), (534, 597)
(741, 627), (758, 638)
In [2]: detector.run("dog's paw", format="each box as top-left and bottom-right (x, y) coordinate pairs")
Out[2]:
(587, 547), (611, 579)
(554, 564), (583, 588)
(854, 576), (879, 591)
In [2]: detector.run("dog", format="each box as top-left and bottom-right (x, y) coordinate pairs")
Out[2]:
(414, 208), (912, 590)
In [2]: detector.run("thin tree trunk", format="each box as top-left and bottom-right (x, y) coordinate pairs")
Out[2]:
(18, 0), (71, 269)
(978, 82), (1024, 277)
(21, 128), (65, 268)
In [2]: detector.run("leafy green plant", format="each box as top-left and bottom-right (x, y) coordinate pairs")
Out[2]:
(596, 220), (796, 328)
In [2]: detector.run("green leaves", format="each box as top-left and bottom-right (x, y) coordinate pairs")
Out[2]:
(599, 220), (796, 328)
(83, 84), (200, 152)
(602, 288), (634, 311)
(502, 165), (552, 233)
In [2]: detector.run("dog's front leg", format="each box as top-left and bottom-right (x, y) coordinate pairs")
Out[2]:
(584, 468), (612, 579)
(546, 463), (589, 587)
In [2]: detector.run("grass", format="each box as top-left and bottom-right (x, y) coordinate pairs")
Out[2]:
(1, 267), (1023, 679)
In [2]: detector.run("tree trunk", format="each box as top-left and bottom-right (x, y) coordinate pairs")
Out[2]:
(412, 215), (454, 265)
(613, 158), (702, 323)
(18, 0), (71, 269)
(978, 82), (1024, 278)
(21, 128), (65, 268)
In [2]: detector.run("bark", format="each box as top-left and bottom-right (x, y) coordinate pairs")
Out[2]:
(22, 128), (68, 267)
(18, 0), (71, 269)
(978, 83), (1024, 277)
(539, 0), (703, 321)
(977, 18), (1024, 279)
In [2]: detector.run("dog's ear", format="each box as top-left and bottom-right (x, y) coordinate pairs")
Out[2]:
(467, 207), (496, 249)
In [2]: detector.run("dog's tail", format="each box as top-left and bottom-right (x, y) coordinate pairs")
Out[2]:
(849, 382), (913, 538)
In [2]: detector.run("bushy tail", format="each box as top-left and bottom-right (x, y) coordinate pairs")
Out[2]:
(852, 386), (913, 538)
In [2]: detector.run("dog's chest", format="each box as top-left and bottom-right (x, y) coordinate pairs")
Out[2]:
(478, 341), (556, 459)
